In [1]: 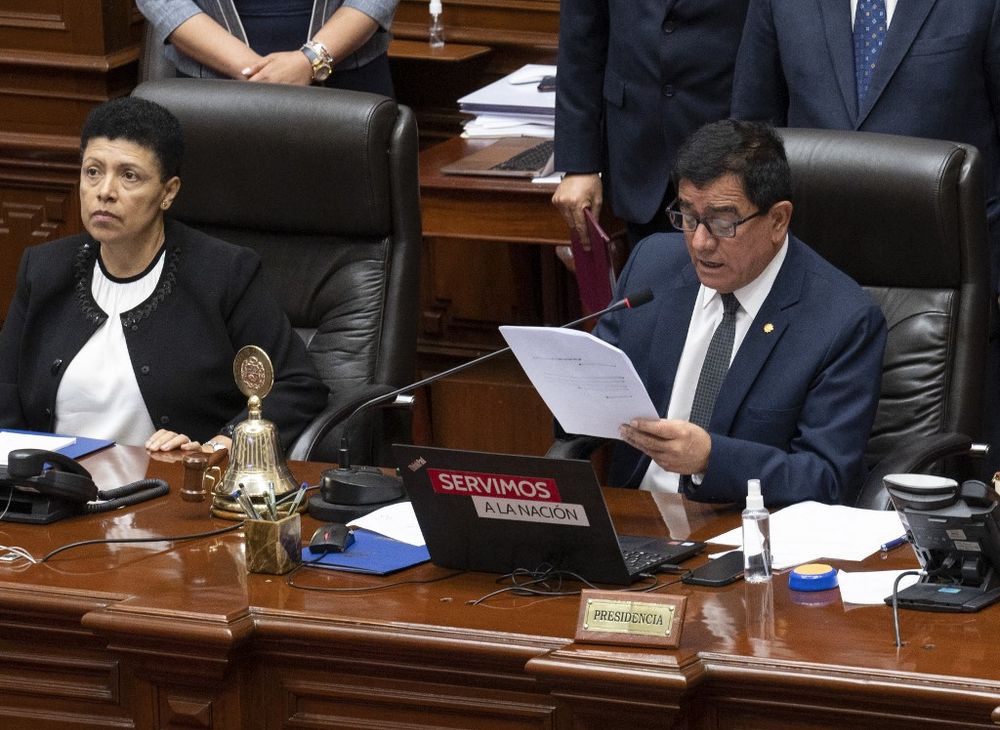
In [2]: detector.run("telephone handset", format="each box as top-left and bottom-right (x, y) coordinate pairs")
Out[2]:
(5, 448), (98, 503)
(1, 448), (169, 524)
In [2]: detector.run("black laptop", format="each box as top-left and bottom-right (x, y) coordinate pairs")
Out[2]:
(392, 445), (704, 585)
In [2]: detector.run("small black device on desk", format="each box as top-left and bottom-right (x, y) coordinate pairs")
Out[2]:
(308, 523), (355, 553)
(537, 75), (556, 92)
(682, 550), (744, 587)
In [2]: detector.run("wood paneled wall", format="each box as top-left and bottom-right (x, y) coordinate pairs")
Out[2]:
(0, 0), (144, 320)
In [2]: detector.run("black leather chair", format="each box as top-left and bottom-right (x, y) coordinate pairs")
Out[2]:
(550, 129), (990, 509)
(131, 79), (422, 466)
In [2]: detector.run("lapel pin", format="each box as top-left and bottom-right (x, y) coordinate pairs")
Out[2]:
(763, 323), (774, 334)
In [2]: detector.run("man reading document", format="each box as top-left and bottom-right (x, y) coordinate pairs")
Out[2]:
(587, 120), (886, 507)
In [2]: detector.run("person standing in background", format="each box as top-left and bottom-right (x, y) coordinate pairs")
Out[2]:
(137, 0), (398, 96)
(731, 0), (1000, 478)
(552, 1), (750, 247)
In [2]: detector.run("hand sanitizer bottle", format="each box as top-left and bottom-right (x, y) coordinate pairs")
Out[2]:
(429, 0), (445, 48)
(742, 478), (772, 583)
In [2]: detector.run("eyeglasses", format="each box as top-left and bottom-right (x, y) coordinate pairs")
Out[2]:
(665, 201), (764, 239)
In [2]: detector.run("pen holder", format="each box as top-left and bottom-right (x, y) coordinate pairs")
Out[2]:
(244, 512), (301, 574)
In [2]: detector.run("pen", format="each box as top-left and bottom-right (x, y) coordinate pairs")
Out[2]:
(880, 535), (908, 552)
(267, 482), (283, 520)
(288, 483), (308, 514)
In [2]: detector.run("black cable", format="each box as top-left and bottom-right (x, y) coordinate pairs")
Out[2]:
(286, 563), (465, 592)
(86, 478), (170, 513)
(466, 566), (666, 606)
(890, 569), (925, 648)
(40, 521), (244, 562)
(640, 572), (691, 592)
(277, 483), (319, 505)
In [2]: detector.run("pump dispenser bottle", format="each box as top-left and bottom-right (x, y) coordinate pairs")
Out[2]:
(429, 0), (445, 47)
(742, 479), (772, 583)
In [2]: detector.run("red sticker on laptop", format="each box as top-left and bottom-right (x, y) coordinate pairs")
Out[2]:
(428, 468), (562, 502)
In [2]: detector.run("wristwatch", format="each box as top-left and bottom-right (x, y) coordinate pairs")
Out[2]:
(300, 40), (333, 83)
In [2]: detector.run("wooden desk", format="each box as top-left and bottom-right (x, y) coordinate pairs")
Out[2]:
(1, 446), (999, 729)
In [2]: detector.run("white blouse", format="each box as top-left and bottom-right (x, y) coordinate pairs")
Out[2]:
(55, 250), (165, 446)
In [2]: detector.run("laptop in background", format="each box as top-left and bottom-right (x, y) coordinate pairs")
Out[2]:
(441, 138), (555, 179)
(392, 445), (704, 585)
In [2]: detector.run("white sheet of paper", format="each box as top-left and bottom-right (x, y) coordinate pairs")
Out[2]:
(837, 569), (921, 605)
(709, 500), (907, 569)
(0, 431), (77, 466)
(499, 326), (659, 440)
(348, 501), (425, 547)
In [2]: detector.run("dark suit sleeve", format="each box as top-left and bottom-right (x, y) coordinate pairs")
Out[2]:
(730, 0), (789, 125)
(0, 249), (31, 428)
(218, 253), (328, 448)
(694, 301), (886, 506)
(553, 0), (609, 173)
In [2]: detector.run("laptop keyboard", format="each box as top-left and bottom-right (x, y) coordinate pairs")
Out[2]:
(490, 140), (554, 172)
(622, 548), (669, 574)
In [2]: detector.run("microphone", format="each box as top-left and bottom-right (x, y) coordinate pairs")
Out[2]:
(310, 289), (655, 520)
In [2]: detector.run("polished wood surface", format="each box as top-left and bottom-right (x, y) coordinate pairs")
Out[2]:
(388, 39), (492, 62)
(1, 445), (999, 728)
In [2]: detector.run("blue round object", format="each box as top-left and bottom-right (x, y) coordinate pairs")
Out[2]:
(788, 563), (838, 592)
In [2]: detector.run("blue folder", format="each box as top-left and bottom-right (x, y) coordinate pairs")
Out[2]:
(1, 429), (115, 461)
(302, 528), (430, 575)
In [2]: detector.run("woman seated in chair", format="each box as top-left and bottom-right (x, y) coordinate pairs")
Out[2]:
(0, 96), (327, 454)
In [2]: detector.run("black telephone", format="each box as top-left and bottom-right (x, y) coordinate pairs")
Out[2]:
(1, 448), (168, 524)
(4, 448), (99, 503)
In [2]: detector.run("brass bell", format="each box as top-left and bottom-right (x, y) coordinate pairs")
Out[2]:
(212, 346), (300, 520)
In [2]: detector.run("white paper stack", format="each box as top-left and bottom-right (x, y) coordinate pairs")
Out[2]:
(458, 64), (556, 140)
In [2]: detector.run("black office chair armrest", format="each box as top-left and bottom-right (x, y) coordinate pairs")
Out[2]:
(856, 432), (977, 510)
(546, 435), (609, 461)
(286, 383), (403, 461)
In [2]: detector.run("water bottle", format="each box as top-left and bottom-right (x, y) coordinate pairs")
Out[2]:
(742, 478), (772, 583)
(429, 0), (445, 48)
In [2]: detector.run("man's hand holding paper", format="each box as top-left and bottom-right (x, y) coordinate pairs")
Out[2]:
(618, 418), (711, 477)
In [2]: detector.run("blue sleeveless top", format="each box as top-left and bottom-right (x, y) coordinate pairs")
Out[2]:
(233, 0), (313, 56)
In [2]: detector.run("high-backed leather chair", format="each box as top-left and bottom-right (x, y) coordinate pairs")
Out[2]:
(131, 79), (422, 465)
(781, 129), (989, 508)
(550, 129), (990, 509)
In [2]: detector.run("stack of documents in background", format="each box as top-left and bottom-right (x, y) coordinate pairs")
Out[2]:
(458, 63), (556, 139)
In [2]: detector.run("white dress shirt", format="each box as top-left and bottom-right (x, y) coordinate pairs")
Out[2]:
(640, 237), (789, 493)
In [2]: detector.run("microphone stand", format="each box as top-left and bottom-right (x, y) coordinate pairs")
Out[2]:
(310, 289), (654, 520)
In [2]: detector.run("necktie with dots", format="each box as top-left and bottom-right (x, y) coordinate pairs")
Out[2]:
(854, 0), (887, 105)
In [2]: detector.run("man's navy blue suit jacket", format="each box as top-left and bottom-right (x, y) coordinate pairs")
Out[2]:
(732, 0), (1000, 289)
(594, 233), (886, 507)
